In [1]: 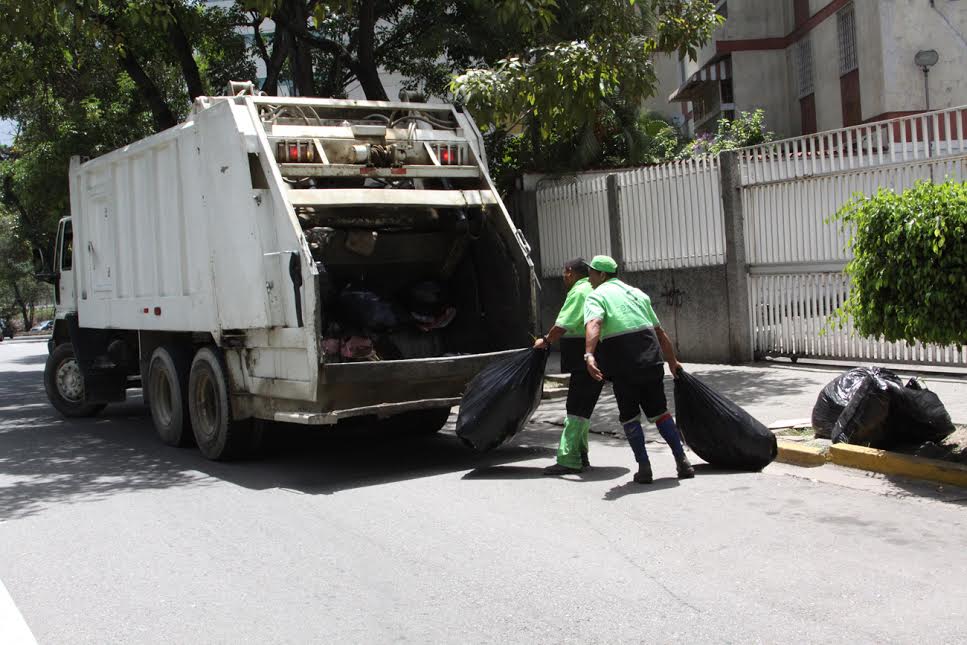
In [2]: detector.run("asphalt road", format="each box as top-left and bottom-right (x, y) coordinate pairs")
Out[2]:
(1, 340), (966, 644)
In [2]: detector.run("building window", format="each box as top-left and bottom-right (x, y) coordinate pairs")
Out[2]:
(841, 70), (862, 127)
(720, 79), (734, 105)
(837, 4), (858, 75)
(800, 94), (817, 135)
(795, 38), (814, 99)
(793, 0), (810, 27)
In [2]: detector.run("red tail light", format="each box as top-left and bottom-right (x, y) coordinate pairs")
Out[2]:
(276, 140), (316, 163)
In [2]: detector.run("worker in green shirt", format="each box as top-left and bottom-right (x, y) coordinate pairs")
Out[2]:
(582, 255), (695, 484)
(534, 258), (605, 475)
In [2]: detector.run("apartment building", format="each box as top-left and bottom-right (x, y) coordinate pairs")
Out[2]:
(653, 0), (967, 137)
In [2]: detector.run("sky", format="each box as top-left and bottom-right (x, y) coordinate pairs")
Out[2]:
(0, 119), (17, 146)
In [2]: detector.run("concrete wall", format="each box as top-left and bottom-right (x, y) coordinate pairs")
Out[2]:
(539, 265), (733, 366)
(857, 0), (889, 119)
(809, 17), (844, 131)
(721, 0), (793, 40)
(642, 54), (688, 125)
(878, 0), (967, 115)
(732, 50), (795, 136)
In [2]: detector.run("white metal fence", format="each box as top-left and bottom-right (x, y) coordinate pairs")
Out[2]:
(535, 157), (725, 276)
(748, 272), (967, 366)
(741, 107), (967, 365)
(738, 106), (967, 185)
(617, 157), (725, 271)
(535, 175), (611, 278)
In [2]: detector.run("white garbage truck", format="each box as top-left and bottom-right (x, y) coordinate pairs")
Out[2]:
(44, 83), (538, 459)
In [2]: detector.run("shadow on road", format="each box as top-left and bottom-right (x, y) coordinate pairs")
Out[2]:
(9, 353), (48, 366)
(603, 477), (680, 500)
(0, 351), (556, 521)
(463, 464), (629, 482)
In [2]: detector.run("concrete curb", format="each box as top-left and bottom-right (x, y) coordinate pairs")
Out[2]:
(775, 441), (827, 467)
(829, 444), (967, 488)
(541, 387), (567, 400)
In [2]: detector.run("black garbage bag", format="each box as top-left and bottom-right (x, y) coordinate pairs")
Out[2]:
(830, 374), (893, 445)
(337, 289), (400, 331)
(673, 370), (777, 471)
(885, 378), (955, 446)
(812, 367), (902, 439)
(456, 349), (547, 451)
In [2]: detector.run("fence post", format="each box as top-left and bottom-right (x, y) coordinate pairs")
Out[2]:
(719, 151), (754, 363)
(606, 173), (624, 267)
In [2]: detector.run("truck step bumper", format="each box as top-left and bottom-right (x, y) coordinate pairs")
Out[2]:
(274, 397), (461, 425)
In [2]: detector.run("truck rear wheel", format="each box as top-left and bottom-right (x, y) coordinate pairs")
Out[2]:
(386, 407), (452, 435)
(44, 343), (106, 418)
(147, 345), (194, 447)
(188, 347), (257, 460)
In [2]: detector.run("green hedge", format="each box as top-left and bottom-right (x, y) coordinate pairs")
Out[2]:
(834, 179), (967, 347)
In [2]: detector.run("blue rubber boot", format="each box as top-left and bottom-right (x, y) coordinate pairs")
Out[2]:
(622, 419), (653, 484)
(656, 414), (694, 479)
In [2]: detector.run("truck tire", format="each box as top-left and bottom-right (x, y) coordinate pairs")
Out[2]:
(386, 407), (452, 435)
(188, 347), (257, 460)
(44, 343), (106, 418)
(147, 345), (194, 447)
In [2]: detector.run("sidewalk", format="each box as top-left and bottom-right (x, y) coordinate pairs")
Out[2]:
(538, 356), (967, 436)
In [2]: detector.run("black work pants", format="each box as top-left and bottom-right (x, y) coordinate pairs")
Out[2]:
(611, 365), (669, 423)
(566, 368), (605, 419)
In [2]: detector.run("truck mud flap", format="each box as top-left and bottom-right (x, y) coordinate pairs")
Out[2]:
(65, 313), (127, 404)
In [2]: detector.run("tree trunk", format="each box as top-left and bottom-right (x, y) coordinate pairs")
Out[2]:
(118, 51), (178, 131)
(355, 0), (388, 100)
(166, 5), (207, 100)
(12, 282), (29, 330)
(255, 16), (290, 96)
(285, 0), (316, 96)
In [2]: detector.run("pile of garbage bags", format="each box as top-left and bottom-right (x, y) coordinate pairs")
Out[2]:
(322, 281), (457, 362)
(811, 367), (955, 448)
(674, 370), (777, 471)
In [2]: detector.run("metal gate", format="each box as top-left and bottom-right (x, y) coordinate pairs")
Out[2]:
(740, 107), (967, 366)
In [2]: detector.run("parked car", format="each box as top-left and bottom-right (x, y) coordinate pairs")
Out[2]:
(31, 320), (54, 333)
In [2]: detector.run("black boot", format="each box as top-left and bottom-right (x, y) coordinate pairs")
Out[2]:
(676, 453), (695, 479)
(633, 461), (653, 484)
(543, 463), (583, 476)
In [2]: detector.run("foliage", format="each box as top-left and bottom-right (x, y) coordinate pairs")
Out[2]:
(678, 109), (774, 158)
(486, 109), (687, 194)
(452, 0), (722, 141)
(0, 208), (51, 328)
(0, 1), (253, 265)
(833, 180), (967, 347)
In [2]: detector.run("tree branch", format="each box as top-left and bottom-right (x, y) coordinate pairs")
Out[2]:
(117, 48), (178, 130)
(164, 1), (207, 99)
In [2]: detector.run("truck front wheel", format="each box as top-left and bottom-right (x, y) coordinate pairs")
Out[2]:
(188, 347), (258, 460)
(44, 343), (106, 418)
(147, 345), (194, 447)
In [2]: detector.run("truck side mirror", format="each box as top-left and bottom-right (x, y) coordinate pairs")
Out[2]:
(32, 247), (57, 284)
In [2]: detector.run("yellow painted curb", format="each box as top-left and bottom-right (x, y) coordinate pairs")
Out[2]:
(829, 444), (967, 488)
(775, 441), (827, 467)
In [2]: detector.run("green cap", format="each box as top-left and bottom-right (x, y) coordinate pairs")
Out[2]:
(589, 255), (618, 274)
